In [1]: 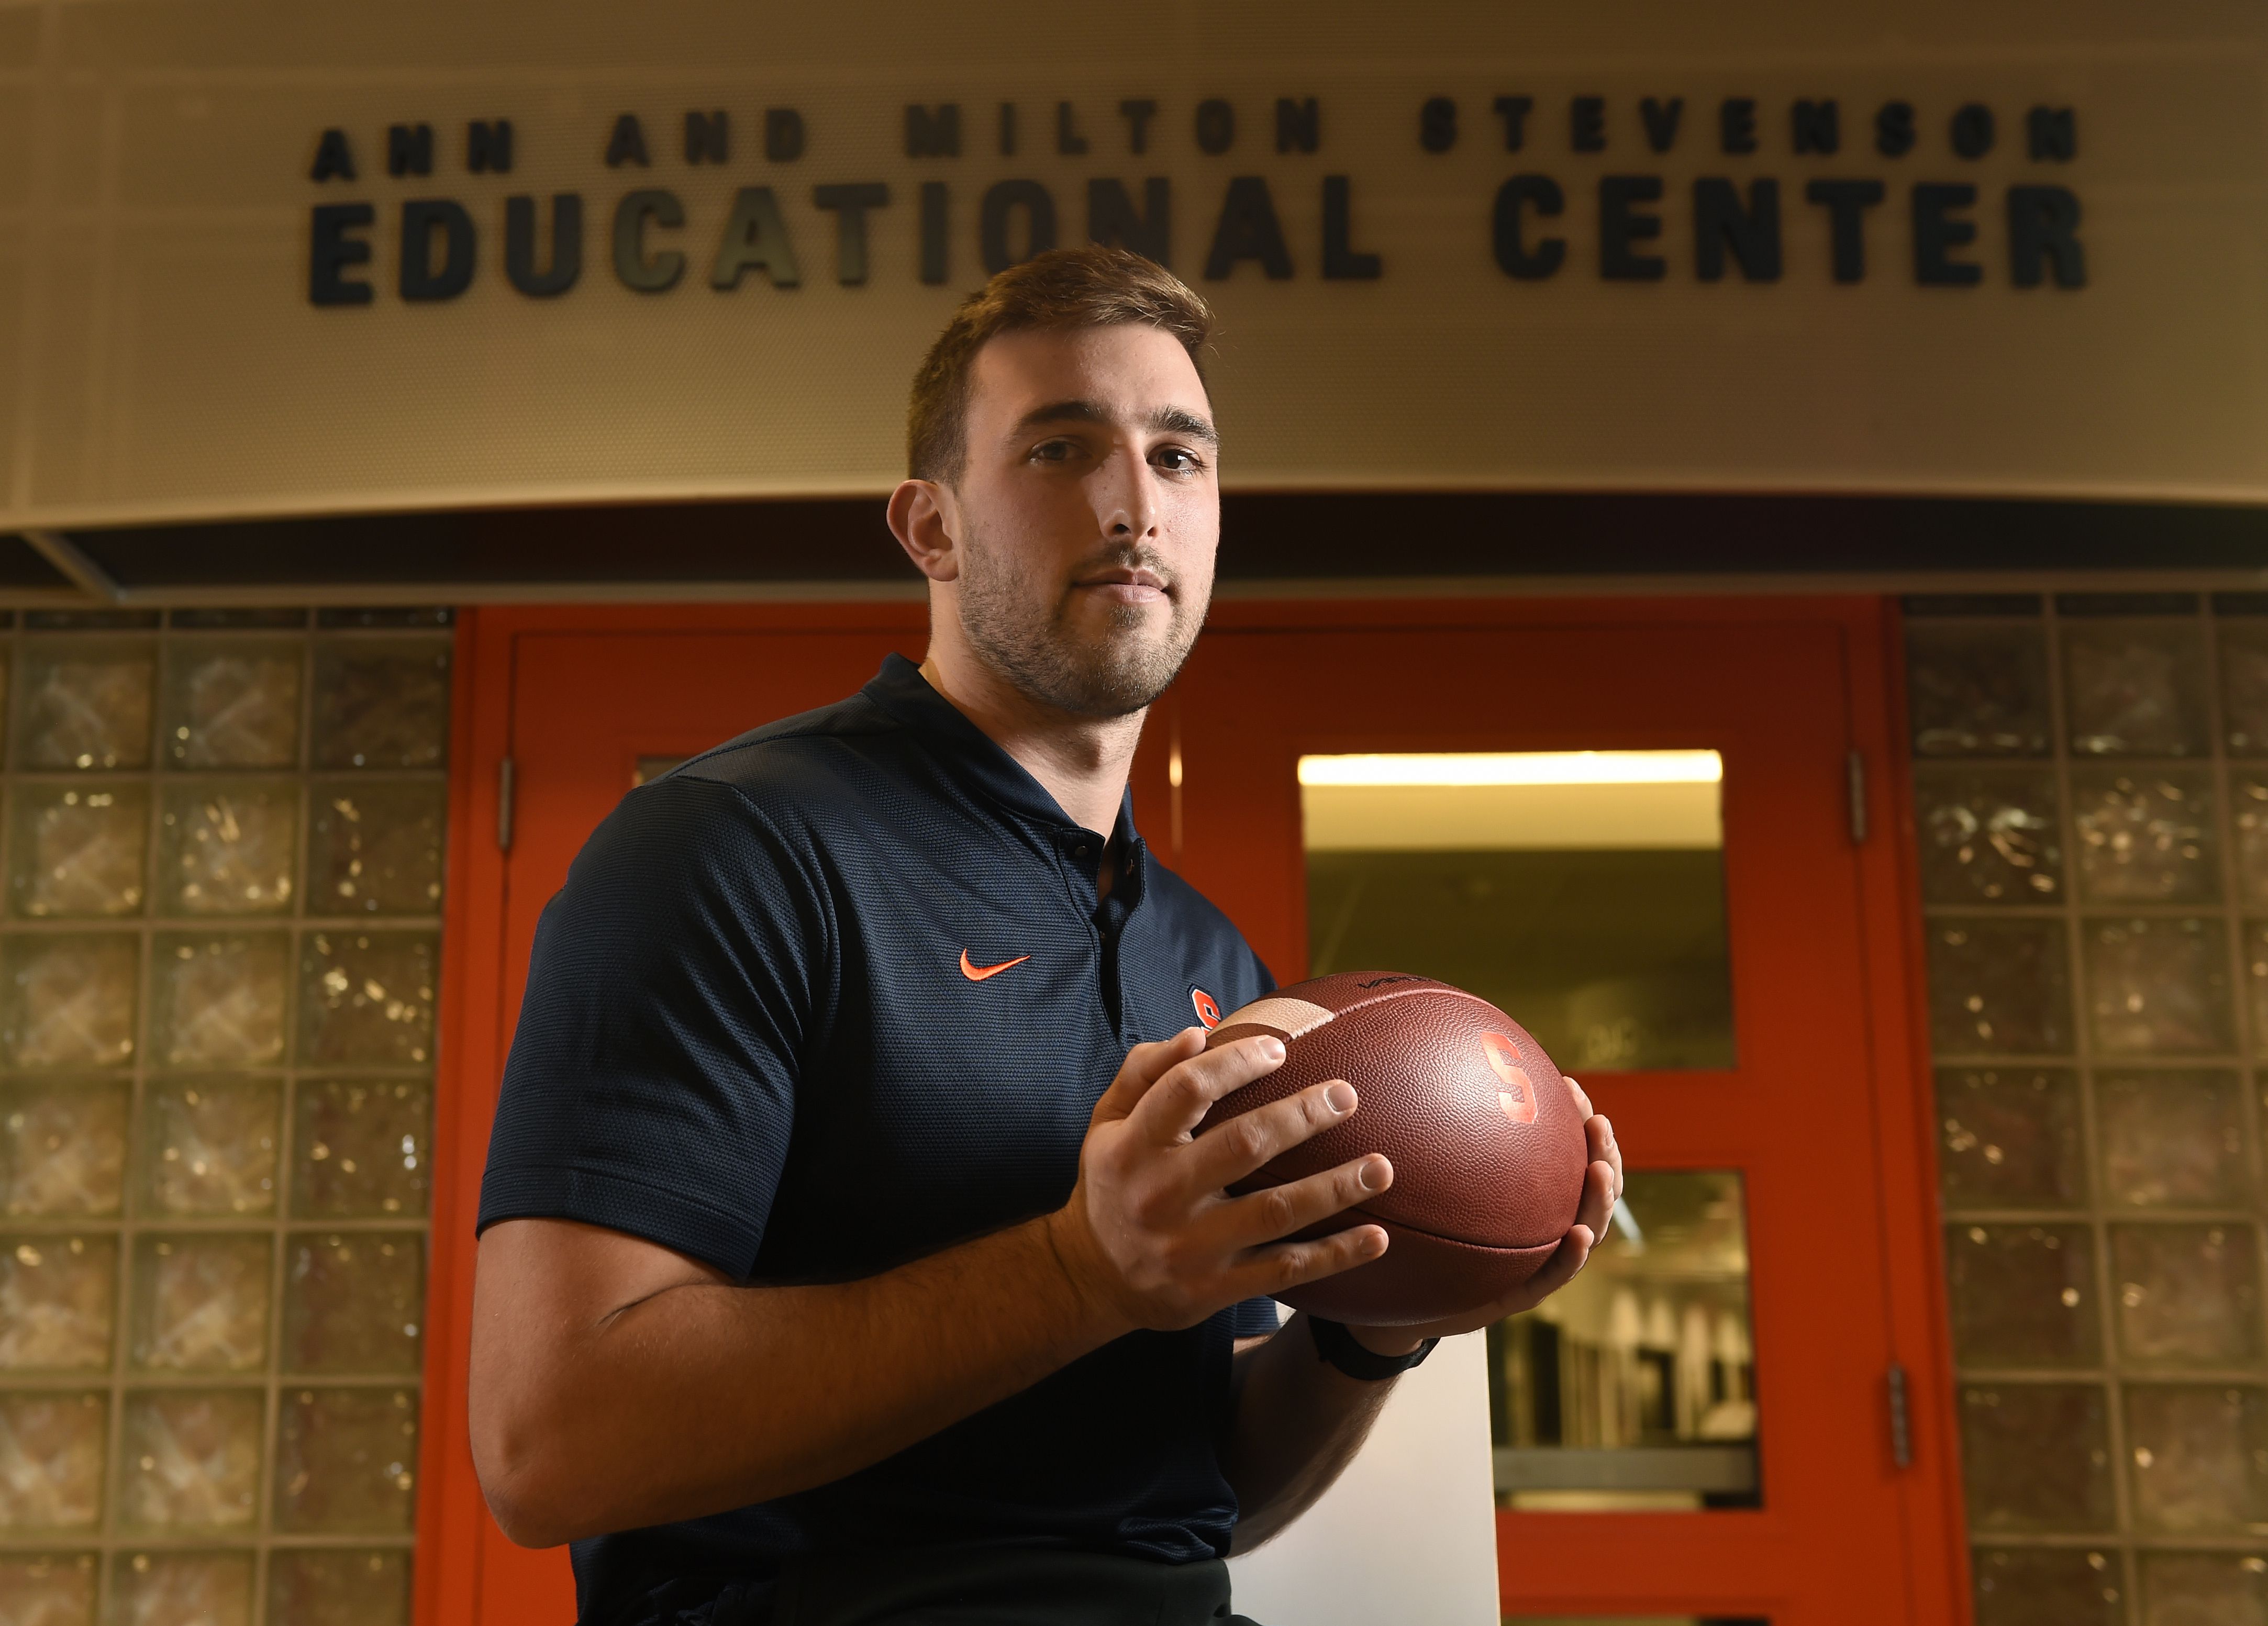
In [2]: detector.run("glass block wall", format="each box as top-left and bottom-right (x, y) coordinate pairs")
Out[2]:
(0, 608), (452, 1626)
(1910, 592), (2268, 1626)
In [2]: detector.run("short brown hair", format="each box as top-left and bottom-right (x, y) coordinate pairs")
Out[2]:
(906, 246), (1214, 484)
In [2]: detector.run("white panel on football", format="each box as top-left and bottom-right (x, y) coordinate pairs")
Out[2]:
(1300, 779), (1722, 851)
(1226, 1328), (1499, 1625)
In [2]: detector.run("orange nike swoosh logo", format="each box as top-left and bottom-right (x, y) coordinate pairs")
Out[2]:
(960, 949), (1032, 983)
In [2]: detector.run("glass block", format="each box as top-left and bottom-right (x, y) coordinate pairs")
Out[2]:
(2141, 1553), (2268, 1626)
(309, 781), (445, 916)
(161, 640), (302, 769)
(15, 641), (154, 771)
(1971, 1546), (2122, 1626)
(292, 1081), (430, 1219)
(139, 1080), (279, 1218)
(1906, 623), (2052, 758)
(0, 1236), (116, 1371)
(1960, 1382), (2114, 1532)
(298, 934), (437, 1068)
(2114, 1223), (2264, 1367)
(1, 1083), (127, 1217)
(110, 1550), (254, 1626)
(129, 1234), (271, 1373)
(0, 934), (139, 1070)
(2085, 917), (2233, 1056)
(0, 1393), (106, 1530)
(2072, 769), (2218, 904)
(1937, 1068), (2085, 1209)
(150, 933), (288, 1071)
(311, 641), (451, 771)
(7, 784), (148, 919)
(157, 782), (296, 917)
(2223, 621), (2268, 753)
(273, 1387), (419, 1533)
(1927, 918), (2072, 1055)
(2128, 1385), (2268, 1535)
(1913, 769), (2063, 904)
(118, 1390), (262, 1533)
(0, 1554), (96, 1626)
(2066, 621), (2212, 758)
(266, 1550), (410, 1626)
(2237, 779), (2268, 911)
(1945, 1223), (2099, 1367)
(2099, 1071), (2249, 1209)
(284, 1233), (424, 1375)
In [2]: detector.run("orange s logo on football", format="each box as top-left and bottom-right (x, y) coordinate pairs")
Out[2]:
(1192, 988), (1222, 1030)
(1481, 1031), (1538, 1125)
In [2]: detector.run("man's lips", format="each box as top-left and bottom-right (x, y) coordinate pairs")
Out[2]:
(1073, 567), (1172, 603)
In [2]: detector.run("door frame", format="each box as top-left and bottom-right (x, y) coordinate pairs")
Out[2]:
(415, 596), (1964, 1626)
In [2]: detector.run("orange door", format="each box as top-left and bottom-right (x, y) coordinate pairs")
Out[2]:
(419, 599), (1960, 1626)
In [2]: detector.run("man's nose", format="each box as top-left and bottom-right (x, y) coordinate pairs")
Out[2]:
(1098, 448), (1159, 538)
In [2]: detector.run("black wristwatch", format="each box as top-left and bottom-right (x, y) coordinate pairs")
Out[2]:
(1307, 1315), (1439, 1381)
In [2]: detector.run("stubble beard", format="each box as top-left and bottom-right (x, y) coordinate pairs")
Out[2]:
(957, 526), (1207, 719)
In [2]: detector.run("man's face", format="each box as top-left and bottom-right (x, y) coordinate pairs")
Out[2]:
(947, 323), (1219, 718)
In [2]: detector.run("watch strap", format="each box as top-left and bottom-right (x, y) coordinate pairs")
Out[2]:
(1307, 1315), (1439, 1381)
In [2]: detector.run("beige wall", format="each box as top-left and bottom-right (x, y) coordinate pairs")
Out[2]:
(1, 0), (2263, 529)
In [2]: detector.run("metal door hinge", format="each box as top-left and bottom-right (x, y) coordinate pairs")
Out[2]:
(1846, 748), (1869, 844)
(1886, 1361), (1912, 1468)
(497, 756), (516, 852)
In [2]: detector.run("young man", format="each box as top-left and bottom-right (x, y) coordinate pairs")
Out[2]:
(470, 247), (1622, 1626)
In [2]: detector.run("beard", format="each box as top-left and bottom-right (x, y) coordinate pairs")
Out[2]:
(956, 527), (1207, 719)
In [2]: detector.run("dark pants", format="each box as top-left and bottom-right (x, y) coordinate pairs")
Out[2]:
(760, 1547), (1264, 1626)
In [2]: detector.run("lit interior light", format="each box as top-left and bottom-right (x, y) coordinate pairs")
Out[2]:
(1297, 750), (1724, 787)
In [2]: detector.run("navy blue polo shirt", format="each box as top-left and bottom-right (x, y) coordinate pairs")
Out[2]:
(478, 654), (1279, 1626)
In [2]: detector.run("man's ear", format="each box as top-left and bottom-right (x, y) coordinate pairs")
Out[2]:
(887, 479), (961, 583)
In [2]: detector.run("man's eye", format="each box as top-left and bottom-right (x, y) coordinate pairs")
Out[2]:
(1030, 440), (1075, 462)
(1154, 448), (1204, 474)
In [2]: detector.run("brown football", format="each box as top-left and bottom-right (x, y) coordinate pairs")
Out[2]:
(1196, 971), (1589, 1326)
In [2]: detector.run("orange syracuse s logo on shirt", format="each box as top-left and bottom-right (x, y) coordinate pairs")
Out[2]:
(1191, 987), (1222, 1030)
(1480, 1031), (1538, 1125)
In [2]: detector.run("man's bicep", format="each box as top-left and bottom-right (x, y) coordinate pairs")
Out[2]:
(477, 1216), (731, 1329)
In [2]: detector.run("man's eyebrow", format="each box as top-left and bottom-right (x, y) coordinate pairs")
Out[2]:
(1148, 406), (1219, 446)
(1008, 398), (1219, 447)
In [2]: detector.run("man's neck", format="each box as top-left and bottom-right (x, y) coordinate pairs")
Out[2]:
(917, 655), (1142, 837)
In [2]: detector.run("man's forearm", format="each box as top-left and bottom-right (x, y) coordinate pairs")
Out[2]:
(1219, 1312), (1402, 1552)
(472, 1214), (1126, 1546)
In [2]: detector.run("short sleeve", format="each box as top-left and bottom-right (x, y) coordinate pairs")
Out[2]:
(1231, 1298), (1283, 1338)
(476, 774), (829, 1277)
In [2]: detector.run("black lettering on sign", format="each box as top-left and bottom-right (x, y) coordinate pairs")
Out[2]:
(612, 188), (684, 291)
(310, 128), (356, 183)
(920, 181), (948, 283)
(505, 193), (581, 296)
(1718, 97), (1757, 154)
(905, 104), (961, 158)
(1598, 174), (1665, 280)
(399, 198), (474, 299)
(998, 103), (1018, 157)
(712, 186), (803, 288)
(982, 179), (1058, 272)
(1088, 177), (1170, 265)
(1196, 99), (1236, 155)
(468, 120), (513, 174)
(1791, 99), (1838, 155)
(1694, 177), (1781, 281)
(1640, 97), (1683, 154)
(1951, 103), (1995, 160)
(1492, 95), (1533, 152)
(1875, 101), (1915, 158)
(813, 182), (888, 285)
(1057, 102), (1089, 156)
(1804, 177), (1885, 282)
(766, 109), (805, 162)
(1419, 96), (1457, 153)
(2008, 184), (2084, 288)
(1204, 175), (1292, 279)
(605, 114), (650, 168)
(1119, 98), (1158, 154)
(1276, 97), (1320, 154)
(2026, 107), (2077, 162)
(1912, 182), (1981, 285)
(1321, 175), (1381, 279)
(1571, 96), (1606, 152)
(685, 111), (728, 164)
(308, 202), (374, 305)
(1491, 174), (1565, 279)
(388, 123), (433, 178)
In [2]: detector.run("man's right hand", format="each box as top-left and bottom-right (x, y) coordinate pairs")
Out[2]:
(1047, 1027), (1394, 1332)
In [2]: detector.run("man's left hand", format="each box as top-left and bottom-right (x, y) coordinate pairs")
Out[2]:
(1342, 1079), (1624, 1357)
